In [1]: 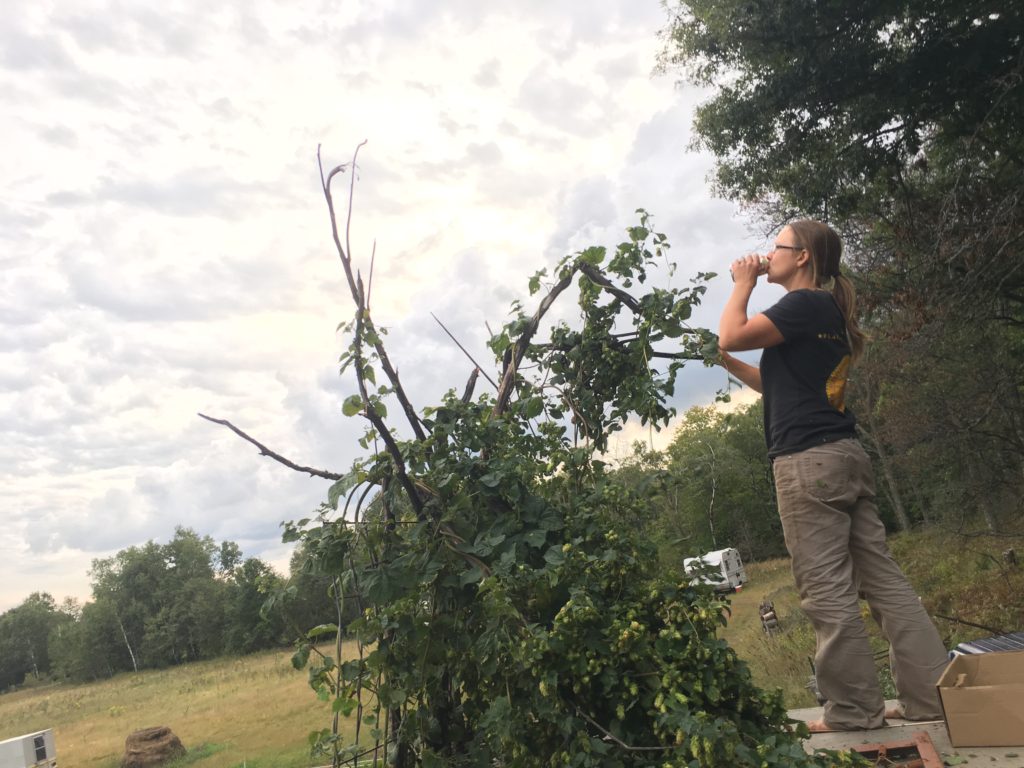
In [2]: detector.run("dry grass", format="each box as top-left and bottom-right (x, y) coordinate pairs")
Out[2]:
(0, 644), (359, 768)
(718, 557), (821, 708)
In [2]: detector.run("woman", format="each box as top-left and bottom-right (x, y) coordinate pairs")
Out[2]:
(717, 219), (949, 732)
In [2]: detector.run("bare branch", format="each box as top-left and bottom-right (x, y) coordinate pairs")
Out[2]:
(374, 337), (429, 441)
(431, 313), (499, 390)
(461, 367), (480, 404)
(197, 413), (343, 480)
(320, 145), (427, 443)
(365, 407), (424, 519)
(352, 297), (425, 519)
(494, 268), (577, 416)
(649, 350), (704, 360)
(571, 702), (671, 752)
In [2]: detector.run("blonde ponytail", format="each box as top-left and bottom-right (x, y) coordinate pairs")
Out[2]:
(788, 219), (866, 362)
(831, 273), (865, 362)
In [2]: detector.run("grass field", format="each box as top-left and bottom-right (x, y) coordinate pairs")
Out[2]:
(1, 527), (1020, 765)
(0, 644), (359, 768)
(721, 526), (1024, 709)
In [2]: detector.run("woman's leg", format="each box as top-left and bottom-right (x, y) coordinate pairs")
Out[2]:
(773, 443), (886, 730)
(845, 443), (948, 720)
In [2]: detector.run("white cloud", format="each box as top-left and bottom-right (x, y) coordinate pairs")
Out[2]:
(0, 0), (775, 613)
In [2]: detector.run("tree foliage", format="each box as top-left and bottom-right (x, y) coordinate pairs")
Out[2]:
(0, 592), (73, 689)
(660, 0), (1024, 533)
(2, 528), (312, 684)
(659, 0), (1023, 220)
(249, 147), (864, 767)
(616, 402), (785, 573)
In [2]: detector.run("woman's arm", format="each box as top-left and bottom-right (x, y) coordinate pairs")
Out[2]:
(718, 350), (763, 393)
(718, 256), (785, 352)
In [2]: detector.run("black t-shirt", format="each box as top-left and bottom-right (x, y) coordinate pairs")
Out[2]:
(760, 289), (857, 458)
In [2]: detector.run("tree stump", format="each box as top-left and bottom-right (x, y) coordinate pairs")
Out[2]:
(121, 726), (186, 768)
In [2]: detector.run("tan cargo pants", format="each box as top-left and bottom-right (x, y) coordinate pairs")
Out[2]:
(772, 438), (949, 730)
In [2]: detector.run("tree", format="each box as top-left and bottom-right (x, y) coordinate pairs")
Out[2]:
(205, 146), (860, 767)
(659, 0), (1023, 220)
(142, 528), (225, 665)
(848, 320), (1024, 531)
(80, 529), (238, 673)
(50, 597), (129, 681)
(223, 557), (287, 654)
(0, 593), (72, 689)
(663, 403), (783, 563)
(659, 0), (1024, 533)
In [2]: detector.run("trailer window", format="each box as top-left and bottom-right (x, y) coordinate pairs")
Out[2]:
(34, 735), (47, 760)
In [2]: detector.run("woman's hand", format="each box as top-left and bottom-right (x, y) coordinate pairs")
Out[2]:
(730, 254), (766, 287)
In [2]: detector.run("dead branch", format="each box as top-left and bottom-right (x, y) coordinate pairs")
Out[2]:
(571, 702), (670, 753)
(933, 613), (1009, 635)
(649, 350), (704, 360)
(462, 367), (480, 403)
(352, 281), (425, 519)
(431, 313), (499, 390)
(320, 142), (428, 443)
(197, 413), (343, 480)
(494, 269), (576, 416)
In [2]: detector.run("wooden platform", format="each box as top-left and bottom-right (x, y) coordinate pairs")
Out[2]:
(789, 700), (1024, 766)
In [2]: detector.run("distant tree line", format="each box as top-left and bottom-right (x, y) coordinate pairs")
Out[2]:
(0, 527), (350, 689)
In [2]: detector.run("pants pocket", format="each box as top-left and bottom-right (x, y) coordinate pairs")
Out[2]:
(792, 447), (852, 504)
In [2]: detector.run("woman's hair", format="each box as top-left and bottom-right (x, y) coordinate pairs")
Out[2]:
(787, 219), (866, 361)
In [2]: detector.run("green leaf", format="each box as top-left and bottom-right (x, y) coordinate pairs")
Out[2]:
(332, 696), (357, 716)
(522, 396), (544, 419)
(524, 529), (548, 548)
(543, 545), (565, 566)
(306, 623), (339, 639)
(528, 268), (547, 295)
(291, 644), (311, 670)
(479, 472), (502, 488)
(662, 321), (684, 338)
(342, 394), (363, 417)
(327, 473), (357, 509)
(459, 564), (484, 586)
(627, 225), (649, 242)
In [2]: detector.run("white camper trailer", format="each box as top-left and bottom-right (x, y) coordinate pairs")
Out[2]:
(0, 729), (57, 768)
(684, 548), (747, 593)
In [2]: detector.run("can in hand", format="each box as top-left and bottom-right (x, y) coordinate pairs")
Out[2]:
(730, 256), (769, 281)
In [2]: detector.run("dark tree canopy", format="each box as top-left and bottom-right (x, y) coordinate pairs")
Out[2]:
(660, 0), (1023, 220)
(660, 1), (1024, 541)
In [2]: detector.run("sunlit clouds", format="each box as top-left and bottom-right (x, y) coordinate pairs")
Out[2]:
(0, 0), (778, 610)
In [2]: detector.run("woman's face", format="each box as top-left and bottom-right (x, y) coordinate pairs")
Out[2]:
(766, 225), (806, 285)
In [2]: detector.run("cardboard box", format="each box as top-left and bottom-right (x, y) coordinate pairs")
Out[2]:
(937, 650), (1024, 747)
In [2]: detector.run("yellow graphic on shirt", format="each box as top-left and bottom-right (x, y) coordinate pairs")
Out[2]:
(826, 355), (850, 412)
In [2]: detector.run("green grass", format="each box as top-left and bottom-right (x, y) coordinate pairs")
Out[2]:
(0, 644), (359, 768)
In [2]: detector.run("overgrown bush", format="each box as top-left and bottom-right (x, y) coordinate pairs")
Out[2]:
(217, 148), (863, 766)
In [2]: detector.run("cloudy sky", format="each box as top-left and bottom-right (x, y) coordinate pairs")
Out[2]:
(1, 0), (785, 612)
